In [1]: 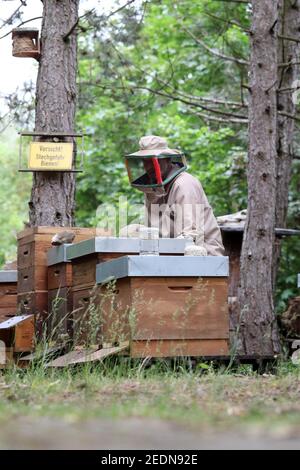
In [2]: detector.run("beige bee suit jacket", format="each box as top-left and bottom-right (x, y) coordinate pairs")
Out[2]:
(144, 171), (225, 256)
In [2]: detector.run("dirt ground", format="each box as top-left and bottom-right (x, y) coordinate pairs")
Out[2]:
(0, 416), (300, 449)
(1, 365), (300, 450)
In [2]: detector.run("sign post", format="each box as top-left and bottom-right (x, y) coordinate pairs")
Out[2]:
(18, 131), (85, 173)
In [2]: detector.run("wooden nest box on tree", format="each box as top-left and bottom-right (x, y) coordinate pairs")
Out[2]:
(12, 28), (41, 61)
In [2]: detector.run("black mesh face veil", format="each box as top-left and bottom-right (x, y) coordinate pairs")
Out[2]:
(125, 154), (187, 189)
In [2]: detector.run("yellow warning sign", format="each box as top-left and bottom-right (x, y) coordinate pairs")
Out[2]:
(28, 142), (73, 170)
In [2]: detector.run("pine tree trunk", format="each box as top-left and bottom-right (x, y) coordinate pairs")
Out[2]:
(29, 0), (79, 226)
(273, 0), (300, 287)
(237, 0), (281, 357)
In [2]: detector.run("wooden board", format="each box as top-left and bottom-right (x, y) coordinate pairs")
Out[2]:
(46, 347), (98, 367)
(48, 263), (72, 290)
(18, 344), (65, 362)
(17, 226), (98, 242)
(15, 315), (35, 352)
(0, 293), (17, 308)
(130, 277), (229, 341)
(130, 339), (229, 358)
(0, 283), (17, 295)
(47, 344), (129, 367)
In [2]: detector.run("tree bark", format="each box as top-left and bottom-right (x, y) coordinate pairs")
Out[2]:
(29, 0), (79, 226)
(237, 0), (281, 357)
(273, 0), (300, 287)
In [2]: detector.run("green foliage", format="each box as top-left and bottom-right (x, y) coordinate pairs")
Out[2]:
(0, 0), (298, 315)
(74, 0), (298, 313)
(76, 0), (249, 224)
(0, 129), (31, 265)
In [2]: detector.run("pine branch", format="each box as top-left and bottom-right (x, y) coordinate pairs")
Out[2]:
(191, 111), (248, 124)
(278, 111), (300, 122)
(202, 10), (250, 33)
(87, 80), (248, 121)
(180, 25), (249, 66)
(63, 0), (136, 40)
(278, 61), (300, 68)
(106, 0), (136, 19)
(0, 16), (42, 40)
(278, 34), (300, 43)
(0, 0), (26, 31)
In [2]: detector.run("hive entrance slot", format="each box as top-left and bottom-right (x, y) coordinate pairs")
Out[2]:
(168, 286), (193, 292)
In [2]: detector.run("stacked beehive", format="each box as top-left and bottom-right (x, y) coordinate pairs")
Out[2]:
(68, 238), (191, 349)
(45, 238), (229, 365)
(68, 238), (130, 346)
(0, 270), (18, 324)
(17, 227), (96, 339)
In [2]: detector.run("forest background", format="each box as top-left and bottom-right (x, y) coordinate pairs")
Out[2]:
(0, 0), (299, 312)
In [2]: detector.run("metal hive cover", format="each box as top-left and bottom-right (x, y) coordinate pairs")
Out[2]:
(96, 255), (229, 284)
(67, 237), (189, 260)
(0, 270), (17, 283)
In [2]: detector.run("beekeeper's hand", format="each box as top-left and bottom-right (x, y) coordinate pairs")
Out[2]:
(184, 244), (207, 256)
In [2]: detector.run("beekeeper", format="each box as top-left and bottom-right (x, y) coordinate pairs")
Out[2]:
(123, 135), (224, 256)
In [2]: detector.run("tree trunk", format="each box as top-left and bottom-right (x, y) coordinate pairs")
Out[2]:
(29, 0), (79, 226)
(273, 0), (300, 287)
(237, 0), (281, 357)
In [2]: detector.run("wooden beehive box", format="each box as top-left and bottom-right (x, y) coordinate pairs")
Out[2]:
(69, 238), (188, 346)
(69, 237), (188, 290)
(17, 226), (97, 338)
(0, 270), (18, 324)
(47, 245), (73, 343)
(96, 255), (230, 358)
(0, 315), (34, 353)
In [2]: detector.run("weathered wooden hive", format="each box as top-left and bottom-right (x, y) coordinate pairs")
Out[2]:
(0, 315), (34, 368)
(0, 270), (18, 324)
(96, 255), (229, 358)
(17, 227), (96, 338)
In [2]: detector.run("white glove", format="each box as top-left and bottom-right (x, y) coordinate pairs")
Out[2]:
(184, 244), (207, 256)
